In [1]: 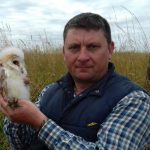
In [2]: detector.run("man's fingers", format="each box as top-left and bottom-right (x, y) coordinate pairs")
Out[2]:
(3, 97), (8, 102)
(0, 95), (9, 115)
(0, 94), (3, 100)
(0, 95), (7, 105)
(0, 102), (9, 115)
(0, 94), (7, 102)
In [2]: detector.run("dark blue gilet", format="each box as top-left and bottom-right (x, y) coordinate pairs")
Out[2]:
(28, 63), (145, 149)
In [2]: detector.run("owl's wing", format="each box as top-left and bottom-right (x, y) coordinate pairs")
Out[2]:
(0, 66), (7, 97)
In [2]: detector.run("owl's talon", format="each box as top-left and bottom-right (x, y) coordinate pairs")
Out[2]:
(7, 98), (20, 109)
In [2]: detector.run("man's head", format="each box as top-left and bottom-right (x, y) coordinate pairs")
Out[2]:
(63, 12), (112, 44)
(63, 12), (114, 85)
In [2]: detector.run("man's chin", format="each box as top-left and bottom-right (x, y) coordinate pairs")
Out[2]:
(74, 76), (94, 83)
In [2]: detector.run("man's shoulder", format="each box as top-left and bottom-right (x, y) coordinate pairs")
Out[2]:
(111, 72), (144, 91)
(38, 82), (63, 109)
(104, 71), (148, 101)
(40, 82), (60, 96)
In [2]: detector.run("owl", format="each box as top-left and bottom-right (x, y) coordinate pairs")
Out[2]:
(0, 47), (30, 109)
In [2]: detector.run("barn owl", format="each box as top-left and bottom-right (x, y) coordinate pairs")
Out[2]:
(0, 47), (30, 109)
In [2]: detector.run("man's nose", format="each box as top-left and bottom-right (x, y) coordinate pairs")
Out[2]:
(77, 47), (90, 61)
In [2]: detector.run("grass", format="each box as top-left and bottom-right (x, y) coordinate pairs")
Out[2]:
(113, 51), (150, 89)
(0, 115), (10, 150)
(25, 50), (67, 101)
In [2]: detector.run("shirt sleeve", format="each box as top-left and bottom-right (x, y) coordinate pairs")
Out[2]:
(38, 91), (150, 150)
(3, 118), (37, 150)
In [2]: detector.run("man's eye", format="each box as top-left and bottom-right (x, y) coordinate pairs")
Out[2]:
(87, 44), (101, 51)
(89, 45), (99, 49)
(68, 45), (80, 52)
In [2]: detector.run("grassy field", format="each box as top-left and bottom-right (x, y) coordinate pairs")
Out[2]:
(0, 49), (149, 149)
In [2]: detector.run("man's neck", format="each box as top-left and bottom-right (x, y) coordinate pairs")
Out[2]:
(74, 82), (93, 95)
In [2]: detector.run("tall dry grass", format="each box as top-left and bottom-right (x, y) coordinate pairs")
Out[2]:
(25, 50), (67, 101)
(113, 51), (150, 90)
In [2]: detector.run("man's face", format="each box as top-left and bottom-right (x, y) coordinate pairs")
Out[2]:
(63, 28), (114, 83)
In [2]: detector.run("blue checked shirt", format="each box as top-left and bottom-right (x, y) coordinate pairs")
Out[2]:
(3, 90), (150, 150)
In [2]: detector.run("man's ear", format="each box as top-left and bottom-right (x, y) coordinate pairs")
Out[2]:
(63, 46), (66, 61)
(108, 41), (115, 60)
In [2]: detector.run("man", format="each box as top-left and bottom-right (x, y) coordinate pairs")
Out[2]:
(0, 12), (150, 149)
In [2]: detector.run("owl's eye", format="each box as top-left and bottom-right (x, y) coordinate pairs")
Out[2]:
(12, 60), (19, 66)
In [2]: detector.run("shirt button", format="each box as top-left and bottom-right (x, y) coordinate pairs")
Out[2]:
(95, 90), (100, 93)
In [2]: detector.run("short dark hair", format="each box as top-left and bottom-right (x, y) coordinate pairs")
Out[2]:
(63, 12), (112, 43)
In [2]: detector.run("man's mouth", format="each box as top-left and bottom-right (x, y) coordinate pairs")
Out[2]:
(76, 65), (92, 68)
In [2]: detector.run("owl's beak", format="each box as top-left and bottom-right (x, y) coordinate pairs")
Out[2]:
(24, 77), (30, 85)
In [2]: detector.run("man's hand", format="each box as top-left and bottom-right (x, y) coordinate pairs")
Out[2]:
(0, 95), (48, 131)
